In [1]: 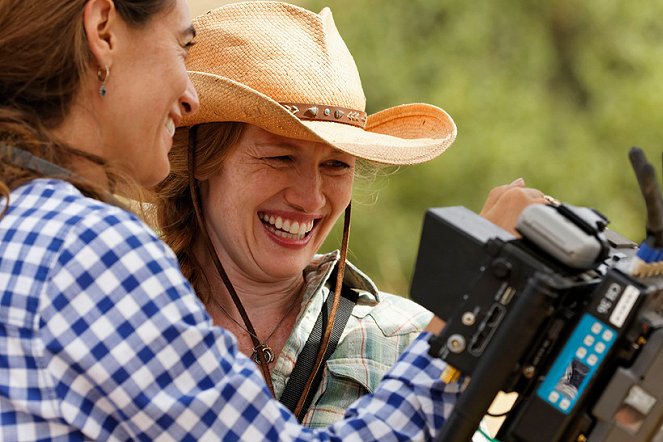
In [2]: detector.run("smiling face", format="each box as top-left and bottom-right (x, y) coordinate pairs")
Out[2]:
(101, 0), (199, 186)
(202, 124), (355, 283)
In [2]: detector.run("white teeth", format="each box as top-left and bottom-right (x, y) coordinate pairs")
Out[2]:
(165, 118), (175, 137)
(259, 213), (315, 239)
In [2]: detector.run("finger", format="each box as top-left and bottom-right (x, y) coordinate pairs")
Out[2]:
(485, 179), (524, 203)
(518, 187), (546, 200)
(494, 186), (544, 205)
(509, 177), (525, 187)
(482, 184), (510, 210)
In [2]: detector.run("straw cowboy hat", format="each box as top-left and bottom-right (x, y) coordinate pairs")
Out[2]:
(183, 0), (457, 165)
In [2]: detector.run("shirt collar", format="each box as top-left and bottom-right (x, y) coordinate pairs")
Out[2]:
(302, 250), (380, 304)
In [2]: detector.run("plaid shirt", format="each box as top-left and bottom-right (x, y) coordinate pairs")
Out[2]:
(0, 179), (461, 441)
(272, 252), (434, 428)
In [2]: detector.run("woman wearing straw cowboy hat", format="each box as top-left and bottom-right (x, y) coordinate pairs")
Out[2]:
(3, 0), (512, 439)
(153, 0), (547, 428)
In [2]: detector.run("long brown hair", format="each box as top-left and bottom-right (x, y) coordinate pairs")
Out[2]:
(0, 0), (174, 210)
(152, 123), (245, 303)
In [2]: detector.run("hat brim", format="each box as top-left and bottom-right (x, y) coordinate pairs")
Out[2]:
(182, 71), (457, 165)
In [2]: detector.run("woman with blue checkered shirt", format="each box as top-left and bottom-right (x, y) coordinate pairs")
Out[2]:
(0, 0), (464, 440)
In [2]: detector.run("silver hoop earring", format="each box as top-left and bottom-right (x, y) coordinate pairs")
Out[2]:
(97, 65), (110, 97)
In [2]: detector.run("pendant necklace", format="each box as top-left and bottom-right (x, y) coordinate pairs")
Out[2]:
(212, 288), (301, 364)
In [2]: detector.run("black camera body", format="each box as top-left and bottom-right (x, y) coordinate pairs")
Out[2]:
(411, 205), (663, 441)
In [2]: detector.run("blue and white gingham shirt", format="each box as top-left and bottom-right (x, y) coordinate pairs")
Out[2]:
(0, 179), (461, 441)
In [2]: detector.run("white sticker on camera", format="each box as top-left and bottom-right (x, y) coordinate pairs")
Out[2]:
(610, 285), (639, 328)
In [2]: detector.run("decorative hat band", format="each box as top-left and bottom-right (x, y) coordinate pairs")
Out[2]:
(279, 102), (368, 128)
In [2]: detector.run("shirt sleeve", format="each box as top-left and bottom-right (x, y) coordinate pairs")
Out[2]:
(39, 210), (460, 441)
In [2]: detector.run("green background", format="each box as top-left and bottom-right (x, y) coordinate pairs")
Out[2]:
(192, 0), (663, 296)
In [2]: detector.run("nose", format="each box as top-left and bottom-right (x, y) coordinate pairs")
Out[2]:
(284, 166), (326, 212)
(179, 76), (200, 117)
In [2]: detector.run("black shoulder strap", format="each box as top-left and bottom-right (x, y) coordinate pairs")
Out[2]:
(279, 282), (358, 421)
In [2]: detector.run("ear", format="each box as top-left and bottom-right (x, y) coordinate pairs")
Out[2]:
(83, 0), (119, 67)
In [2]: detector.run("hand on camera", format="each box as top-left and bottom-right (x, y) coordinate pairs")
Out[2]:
(479, 178), (547, 236)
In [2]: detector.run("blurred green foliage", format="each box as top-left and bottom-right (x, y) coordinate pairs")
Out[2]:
(292, 0), (663, 296)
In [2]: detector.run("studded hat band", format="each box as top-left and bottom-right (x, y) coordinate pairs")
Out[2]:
(280, 102), (367, 128)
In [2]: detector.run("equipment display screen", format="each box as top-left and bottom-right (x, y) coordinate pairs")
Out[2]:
(538, 314), (616, 414)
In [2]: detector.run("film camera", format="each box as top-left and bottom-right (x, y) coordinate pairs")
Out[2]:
(411, 148), (663, 441)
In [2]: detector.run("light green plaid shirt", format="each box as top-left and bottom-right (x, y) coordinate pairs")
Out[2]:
(271, 251), (433, 428)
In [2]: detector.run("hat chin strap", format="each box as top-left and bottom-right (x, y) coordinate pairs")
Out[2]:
(187, 126), (352, 402)
(293, 202), (351, 418)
